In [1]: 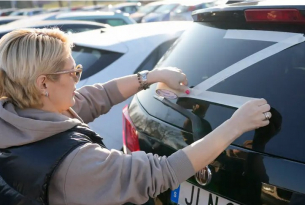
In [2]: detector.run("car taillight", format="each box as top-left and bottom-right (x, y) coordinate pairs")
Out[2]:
(122, 105), (140, 152)
(188, 6), (197, 12)
(245, 9), (305, 23)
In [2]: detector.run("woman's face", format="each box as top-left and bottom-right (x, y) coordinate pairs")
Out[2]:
(46, 56), (78, 113)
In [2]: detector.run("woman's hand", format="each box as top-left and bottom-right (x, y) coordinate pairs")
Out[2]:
(229, 99), (271, 135)
(148, 67), (189, 93)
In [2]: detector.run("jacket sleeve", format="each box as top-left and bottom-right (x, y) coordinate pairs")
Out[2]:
(50, 143), (195, 205)
(72, 79), (126, 124)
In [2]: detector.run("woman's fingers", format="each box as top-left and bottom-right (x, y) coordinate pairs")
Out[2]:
(180, 73), (188, 86)
(254, 98), (268, 106)
(261, 112), (272, 121)
(157, 67), (191, 93)
(260, 120), (270, 127)
(259, 102), (270, 111)
(231, 99), (272, 133)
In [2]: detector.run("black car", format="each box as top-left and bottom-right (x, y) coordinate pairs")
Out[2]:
(123, 1), (305, 204)
(0, 20), (109, 39)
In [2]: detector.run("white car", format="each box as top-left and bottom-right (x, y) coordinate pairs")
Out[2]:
(71, 21), (192, 149)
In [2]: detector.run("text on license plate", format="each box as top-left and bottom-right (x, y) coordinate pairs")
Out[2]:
(171, 182), (238, 205)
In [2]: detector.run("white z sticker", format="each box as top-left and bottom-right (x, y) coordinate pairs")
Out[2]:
(178, 32), (305, 107)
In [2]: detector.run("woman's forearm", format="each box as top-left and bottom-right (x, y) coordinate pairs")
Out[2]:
(183, 119), (241, 172)
(115, 71), (160, 99)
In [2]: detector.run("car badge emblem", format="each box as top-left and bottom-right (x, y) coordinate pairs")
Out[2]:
(195, 166), (212, 186)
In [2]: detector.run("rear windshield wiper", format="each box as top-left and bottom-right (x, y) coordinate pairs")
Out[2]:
(154, 95), (204, 142)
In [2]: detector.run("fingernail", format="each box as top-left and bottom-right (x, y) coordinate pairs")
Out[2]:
(185, 90), (190, 95)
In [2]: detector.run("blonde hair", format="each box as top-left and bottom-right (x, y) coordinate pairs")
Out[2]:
(0, 28), (73, 109)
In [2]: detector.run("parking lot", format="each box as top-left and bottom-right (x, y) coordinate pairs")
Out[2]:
(1, 0), (305, 205)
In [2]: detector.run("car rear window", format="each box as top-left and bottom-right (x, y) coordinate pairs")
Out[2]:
(137, 22), (305, 162)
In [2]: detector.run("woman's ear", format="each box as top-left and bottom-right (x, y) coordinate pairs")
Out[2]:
(36, 75), (47, 94)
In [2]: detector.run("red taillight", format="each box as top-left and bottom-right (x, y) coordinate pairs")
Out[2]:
(188, 6), (197, 12)
(245, 9), (305, 23)
(122, 105), (140, 152)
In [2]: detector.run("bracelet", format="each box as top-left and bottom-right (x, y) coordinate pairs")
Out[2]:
(137, 71), (150, 90)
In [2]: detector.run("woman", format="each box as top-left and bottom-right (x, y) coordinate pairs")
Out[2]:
(0, 28), (271, 205)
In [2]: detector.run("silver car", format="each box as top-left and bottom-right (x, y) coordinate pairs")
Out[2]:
(170, 0), (217, 21)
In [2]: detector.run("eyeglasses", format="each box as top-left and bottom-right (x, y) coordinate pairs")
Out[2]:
(46, 64), (83, 82)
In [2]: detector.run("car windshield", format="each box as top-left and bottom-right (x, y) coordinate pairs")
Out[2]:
(9, 11), (22, 16)
(173, 5), (189, 13)
(154, 4), (177, 13)
(138, 4), (159, 13)
(72, 45), (124, 80)
(174, 2), (216, 13)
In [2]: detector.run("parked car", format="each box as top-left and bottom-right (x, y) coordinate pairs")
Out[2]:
(170, 0), (217, 21)
(54, 11), (136, 26)
(70, 21), (192, 149)
(9, 8), (45, 16)
(0, 8), (16, 16)
(0, 20), (109, 38)
(0, 16), (26, 25)
(80, 5), (107, 11)
(123, 1), (305, 205)
(130, 1), (169, 23)
(141, 2), (180, 23)
(6, 12), (61, 26)
(8, 11), (136, 27)
(46, 7), (71, 13)
(103, 2), (141, 14)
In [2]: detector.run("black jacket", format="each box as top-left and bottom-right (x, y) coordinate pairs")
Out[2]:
(0, 126), (106, 205)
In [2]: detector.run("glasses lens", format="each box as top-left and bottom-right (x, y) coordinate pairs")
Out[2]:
(74, 65), (82, 82)
(76, 71), (81, 78)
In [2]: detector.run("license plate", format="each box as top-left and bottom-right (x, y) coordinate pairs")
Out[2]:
(171, 182), (238, 205)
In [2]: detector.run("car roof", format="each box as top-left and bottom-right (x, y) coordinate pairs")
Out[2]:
(32, 20), (109, 27)
(112, 2), (141, 8)
(13, 8), (44, 12)
(180, 0), (216, 6)
(81, 5), (106, 9)
(0, 16), (26, 21)
(7, 12), (61, 26)
(0, 8), (16, 12)
(226, 0), (305, 6)
(70, 21), (192, 53)
(55, 11), (122, 18)
(47, 7), (70, 11)
(146, 1), (178, 6)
